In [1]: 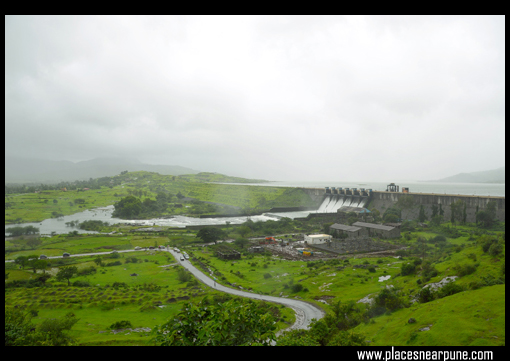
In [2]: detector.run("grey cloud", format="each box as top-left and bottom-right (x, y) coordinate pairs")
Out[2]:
(5, 15), (505, 182)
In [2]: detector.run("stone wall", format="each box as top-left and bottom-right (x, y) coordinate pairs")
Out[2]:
(368, 191), (505, 223)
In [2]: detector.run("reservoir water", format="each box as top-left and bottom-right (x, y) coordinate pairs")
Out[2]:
(5, 181), (504, 235)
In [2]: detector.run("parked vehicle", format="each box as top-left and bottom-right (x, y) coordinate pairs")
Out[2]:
(134, 246), (141, 250)
(63, 252), (70, 258)
(149, 246), (155, 250)
(174, 248), (180, 253)
(184, 254), (189, 260)
(39, 255), (48, 259)
(180, 257), (185, 261)
(111, 250), (118, 254)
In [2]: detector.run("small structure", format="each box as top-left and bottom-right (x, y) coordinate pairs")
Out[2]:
(352, 221), (400, 239)
(248, 246), (265, 253)
(216, 247), (241, 260)
(386, 183), (399, 192)
(304, 234), (332, 245)
(402, 187), (410, 193)
(330, 224), (364, 239)
(62, 252), (70, 258)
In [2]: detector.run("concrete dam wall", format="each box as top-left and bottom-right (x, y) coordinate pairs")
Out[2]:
(299, 188), (505, 223)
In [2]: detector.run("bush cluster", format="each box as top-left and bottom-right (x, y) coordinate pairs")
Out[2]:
(109, 320), (132, 330)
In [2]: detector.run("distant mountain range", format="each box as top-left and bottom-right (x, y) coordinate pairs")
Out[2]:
(425, 167), (505, 184)
(5, 156), (200, 183)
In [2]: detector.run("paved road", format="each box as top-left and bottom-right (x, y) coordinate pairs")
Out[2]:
(5, 246), (325, 332)
(5, 248), (154, 262)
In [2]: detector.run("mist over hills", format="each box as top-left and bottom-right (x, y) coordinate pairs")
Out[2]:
(425, 167), (505, 184)
(5, 156), (200, 183)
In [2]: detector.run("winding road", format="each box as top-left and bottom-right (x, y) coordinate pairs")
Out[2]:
(166, 247), (325, 332)
(6, 247), (325, 332)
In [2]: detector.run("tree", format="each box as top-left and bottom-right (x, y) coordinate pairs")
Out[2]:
(450, 200), (464, 226)
(55, 266), (78, 286)
(431, 204), (438, 218)
(93, 256), (103, 267)
(396, 195), (415, 219)
(430, 214), (442, 227)
(14, 256), (29, 270)
(151, 299), (276, 346)
(29, 259), (48, 274)
(176, 268), (192, 283)
(418, 205), (427, 223)
(477, 211), (495, 228)
(370, 208), (381, 222)
(197, 227), (226, 244)
(238, 225), (251, 238)
(5, 309), (79, 346)
(384, 214), (399, 223)
(26, 237), (42, 250)
(234, 238), (249, 249)
(112, 195), (142, 218)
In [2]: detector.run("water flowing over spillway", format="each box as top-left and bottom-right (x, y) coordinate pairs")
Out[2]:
(316, 195), (368, 213)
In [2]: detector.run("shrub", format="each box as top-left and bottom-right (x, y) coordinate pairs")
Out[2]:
(401, 263), (416, 276)
(430, 235), (447, 243)
(467, 253), (477, 261)
(456, 264), (477, 277)
(72, 280), (92, 287)
(377, 259), (384, 264)
(368, 267), (376, 273)
(112, 282), (129, 289)
(437, 282), (463, 298)
(482, 239), (498, 253)
(105, 261), (122, 267)
(373, 287), (406, 312)
(489, 243), (503, 256)
(177, 268), (191, 283)
(417, 287), (435, 303)
(291, 284), (303, 293)
(263, 273), (272, 279)
(109, 320), (132, 330)
(77, 266), (96, 276)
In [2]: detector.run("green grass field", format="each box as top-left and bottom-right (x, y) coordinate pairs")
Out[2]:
(353, 284), (505, 346)
(5, 248), (296, 345)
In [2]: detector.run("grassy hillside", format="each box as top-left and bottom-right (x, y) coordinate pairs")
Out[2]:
(353, 285), (505, 346)
(5, 171), (317, 224)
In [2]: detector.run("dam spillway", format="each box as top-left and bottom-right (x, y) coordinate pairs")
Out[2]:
(316, 194), (369, 213)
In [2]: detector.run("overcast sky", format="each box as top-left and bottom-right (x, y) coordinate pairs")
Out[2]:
(5, 15), (505, 181)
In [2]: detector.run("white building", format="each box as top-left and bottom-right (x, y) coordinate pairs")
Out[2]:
(304, 234), (332, 245)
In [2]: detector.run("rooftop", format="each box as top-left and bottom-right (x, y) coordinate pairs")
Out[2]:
(352, 221), (395, 231)
(330, 223), (362, 232)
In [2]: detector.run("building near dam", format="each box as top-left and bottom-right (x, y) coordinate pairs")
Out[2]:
(330, 224), (363, 239)
(304, 234), (332, 245)
(330, 222), (400, 240)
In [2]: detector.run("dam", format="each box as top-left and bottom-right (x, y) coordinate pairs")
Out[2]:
(298, 185), (505, 222)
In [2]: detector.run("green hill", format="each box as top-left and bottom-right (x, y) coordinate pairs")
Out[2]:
(354, 284), (505, 346)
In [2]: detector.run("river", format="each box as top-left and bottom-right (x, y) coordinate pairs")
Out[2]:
(4, 181), (504, 235)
